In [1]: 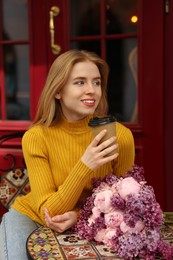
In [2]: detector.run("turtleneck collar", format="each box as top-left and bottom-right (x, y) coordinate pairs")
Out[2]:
(57, 115), (93, 134)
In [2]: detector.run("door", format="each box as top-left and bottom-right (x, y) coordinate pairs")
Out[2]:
(0, 0), (169, 218)
(33, 0), (167, 211)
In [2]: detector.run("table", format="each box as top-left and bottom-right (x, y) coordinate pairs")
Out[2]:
(26, 223), (173, 260)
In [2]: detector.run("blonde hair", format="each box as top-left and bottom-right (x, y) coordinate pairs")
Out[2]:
(32, 49), (109, 127)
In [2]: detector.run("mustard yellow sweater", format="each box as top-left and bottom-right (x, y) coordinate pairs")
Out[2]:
(12, 116), (135, 225)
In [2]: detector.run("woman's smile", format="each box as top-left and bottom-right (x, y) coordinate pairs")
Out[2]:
(81, 99), (96, 107)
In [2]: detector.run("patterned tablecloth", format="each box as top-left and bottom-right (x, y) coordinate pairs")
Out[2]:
(26, 223), (173, 260)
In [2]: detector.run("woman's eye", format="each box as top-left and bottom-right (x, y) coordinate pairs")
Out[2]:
(75, 80), (84, 85)
(93, 80), (101, 86)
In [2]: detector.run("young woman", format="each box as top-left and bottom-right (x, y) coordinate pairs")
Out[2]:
(0, 50), (135, 259)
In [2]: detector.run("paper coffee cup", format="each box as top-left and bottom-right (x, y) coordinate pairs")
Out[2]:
(88, 116), (117, 155)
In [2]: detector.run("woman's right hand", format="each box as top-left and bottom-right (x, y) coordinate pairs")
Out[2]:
(81, 129), (118, 170)
(44, 208), (77, 233)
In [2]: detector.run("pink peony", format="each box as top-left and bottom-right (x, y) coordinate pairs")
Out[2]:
(88, 206), (101, 226)
(92, 206), (101, 217)
(103, 228), (118, 247)
(116, 177), (141, 200)
(94, 189), (114, 213)
(105, 210), (124, 228)
(120, 220), (145, 234)
(94, 228), (106, 242)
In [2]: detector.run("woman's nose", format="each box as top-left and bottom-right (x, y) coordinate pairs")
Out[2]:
(85, 82), (95, 93)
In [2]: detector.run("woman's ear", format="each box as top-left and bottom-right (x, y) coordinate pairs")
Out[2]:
(55, 92), (61, 99)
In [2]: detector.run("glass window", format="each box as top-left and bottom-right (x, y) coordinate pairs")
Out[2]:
(0, 0), (30, 121)
(70, 0), (138, 123)
(106, 0), (138, 34)
(2, 0), (28, 41)
(70, 41), (101, 56)
(70, 0), (101, 37)
(106, 38), (137, 122)
(4, 45), (30, 120)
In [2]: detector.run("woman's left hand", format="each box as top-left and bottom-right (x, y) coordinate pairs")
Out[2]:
(44, 208), (77, 233)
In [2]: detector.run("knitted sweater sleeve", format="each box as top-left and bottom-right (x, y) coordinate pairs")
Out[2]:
(22, 130), (93, 223)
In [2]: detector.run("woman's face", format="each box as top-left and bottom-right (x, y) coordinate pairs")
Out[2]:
(55, 61), (102, 121)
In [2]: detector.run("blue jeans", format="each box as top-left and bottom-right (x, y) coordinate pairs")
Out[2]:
(0, 208), (40, 260)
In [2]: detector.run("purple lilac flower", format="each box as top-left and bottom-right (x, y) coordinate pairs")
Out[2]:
(138, 186), (164, 228)
(126, 194), (146, 216)
(91, 177), (102, 188)
(75, 220), (96, 241)
(144, 202), (164, 229)
(145, 229), (160, 252)
(111, 194), (125, 210)
(83, 196), (95, 213)
(75, 213), (105, 241)
(103, 173), (119, 186)
(117, 232), (146, 258)
(140, 185), (156, 203)
(116, 226), (123, 237)
(126, 164), (145, 182)
(90, 215), (105, 231)
(78, 208), (91, 221)
(157, 239), (173, 259)
(123, 212), (140, 228)
(116, 230), (160, 259)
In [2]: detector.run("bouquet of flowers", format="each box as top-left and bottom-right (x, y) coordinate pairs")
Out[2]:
(75, 165), (173, 259)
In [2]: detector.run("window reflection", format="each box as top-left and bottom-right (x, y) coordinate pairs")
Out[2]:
(106, 0), (138, 34)
(71, 41), (101, 56)
(1, 0), (30, 120)
(127, 46), (138, 123)
(2, 0), (28, 41)
(3, 31), (17, 103)
(70, 0), (100, 37)
(3, 43), (30, 120)
(107, 39), (137, 122)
